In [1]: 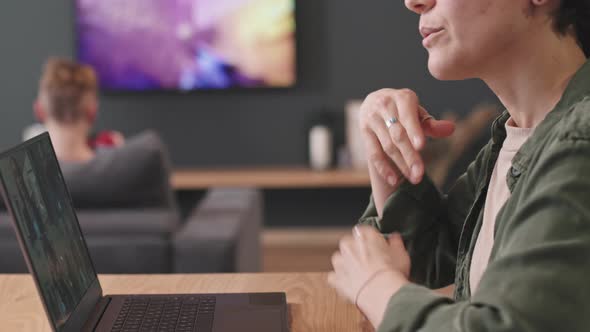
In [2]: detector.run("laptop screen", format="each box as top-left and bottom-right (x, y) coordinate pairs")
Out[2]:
(0, 135), (97, 331)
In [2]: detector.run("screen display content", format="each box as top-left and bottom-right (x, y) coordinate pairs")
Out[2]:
(76, 0), (297, 90)
(0, 138), (96, 331)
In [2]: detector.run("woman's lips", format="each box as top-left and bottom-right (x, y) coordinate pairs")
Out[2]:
(420, 26), (444, 38)
(421, 28), (445, 48)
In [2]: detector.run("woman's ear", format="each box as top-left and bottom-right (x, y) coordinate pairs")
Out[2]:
(530, 0), (556, 7)
(33, 100), (46, 123)
(527, 0), (559, 19)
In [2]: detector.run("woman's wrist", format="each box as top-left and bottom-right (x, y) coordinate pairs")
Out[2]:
(368, 164), (399, 217)
(356, 269), (410, 327)
(433, 284), (456, 298)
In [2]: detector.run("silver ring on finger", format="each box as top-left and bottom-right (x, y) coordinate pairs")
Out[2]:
(385, 116), (398, 129)
(420, 115), (434, 123)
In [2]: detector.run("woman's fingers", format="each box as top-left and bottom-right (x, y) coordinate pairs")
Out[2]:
(331, 252), (345, 273)
(376, 97), (425, 184)
(423, 119), (456, 138)
(418, 106), (456, 138)
(327, 272), (340, 290)
(364, 132), (402, 186)
(384, 117), (424, 184)
(386, 233), (411, 278)
(339, 235), (356, 258)
(387, 233), (405, 250)
(369, 113), (412, 180)
(395, 90), (426, 150)
(360, 88), (454, 185)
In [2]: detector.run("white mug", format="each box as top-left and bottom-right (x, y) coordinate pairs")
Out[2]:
(309, 125), (333, 170)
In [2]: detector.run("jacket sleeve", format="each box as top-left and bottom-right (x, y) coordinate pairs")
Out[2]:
(376, 137), (590, 332)
(358, 142), (491, 288)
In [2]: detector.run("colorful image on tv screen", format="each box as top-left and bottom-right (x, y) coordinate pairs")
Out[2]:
(76, 0), (296, 90)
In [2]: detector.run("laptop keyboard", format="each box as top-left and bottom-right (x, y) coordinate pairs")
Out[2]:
(110, 296), (215, 332)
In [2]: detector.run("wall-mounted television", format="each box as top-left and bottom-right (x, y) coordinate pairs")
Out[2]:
(75, 0), (296, 91)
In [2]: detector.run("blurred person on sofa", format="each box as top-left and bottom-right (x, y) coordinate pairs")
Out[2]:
(32, 57), (124, 163)
(29, 57), (177, 214)
(0, 59), (265, 275)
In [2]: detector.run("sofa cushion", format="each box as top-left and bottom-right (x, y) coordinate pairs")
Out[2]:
(0, 209), (178, 273)
(60, 131), (178, 210)
(0, 209), (178, 239)
(75, 209), (179, 236)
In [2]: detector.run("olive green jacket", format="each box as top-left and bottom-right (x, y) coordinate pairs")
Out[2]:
(359, 60), (590, 332)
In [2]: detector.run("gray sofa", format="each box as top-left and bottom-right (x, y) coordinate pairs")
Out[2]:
(0, 132), (262, 273)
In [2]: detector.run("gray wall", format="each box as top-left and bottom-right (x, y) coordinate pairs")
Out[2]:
(0, 0), (496, 167)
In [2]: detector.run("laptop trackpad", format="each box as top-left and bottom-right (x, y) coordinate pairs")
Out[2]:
(214, 307), (283, 332)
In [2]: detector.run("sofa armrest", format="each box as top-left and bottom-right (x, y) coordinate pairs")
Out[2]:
(173, 188), (263, 273)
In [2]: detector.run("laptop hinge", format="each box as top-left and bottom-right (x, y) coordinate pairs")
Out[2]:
(82, 296), (112, 332)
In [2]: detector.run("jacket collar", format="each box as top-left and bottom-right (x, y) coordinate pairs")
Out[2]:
(490, 58), (590, 175)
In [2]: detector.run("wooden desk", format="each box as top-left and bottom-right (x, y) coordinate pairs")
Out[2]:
(171, 167), (371, 190)
(263, 228), (352, 272)
(0, 273), (372, 332)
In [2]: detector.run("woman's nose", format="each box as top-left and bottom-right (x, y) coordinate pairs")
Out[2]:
(405, 0), (435, 14)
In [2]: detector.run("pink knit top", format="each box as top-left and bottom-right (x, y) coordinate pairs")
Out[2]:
(469, 118), (534, 294)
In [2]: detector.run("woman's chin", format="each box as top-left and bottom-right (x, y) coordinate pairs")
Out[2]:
(427, 56), (470, 81)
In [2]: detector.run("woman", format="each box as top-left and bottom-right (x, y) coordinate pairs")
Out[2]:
(328, 0), (590, 331)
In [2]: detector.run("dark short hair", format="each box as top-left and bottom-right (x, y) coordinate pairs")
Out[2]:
(553, 0), (590, 57)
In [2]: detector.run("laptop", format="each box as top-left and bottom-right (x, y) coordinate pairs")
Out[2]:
(0, 133), (288, 332)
